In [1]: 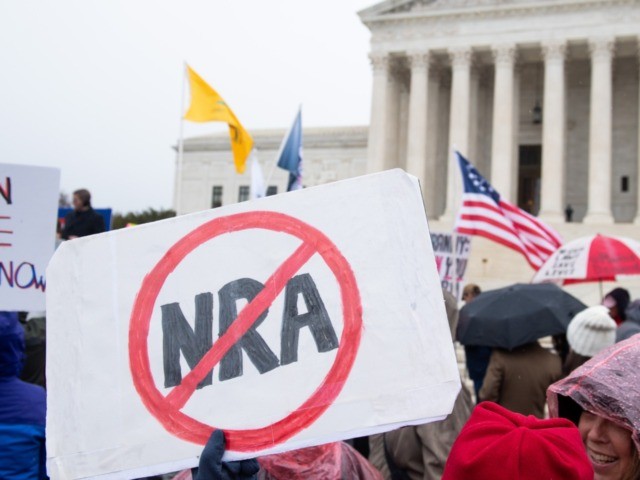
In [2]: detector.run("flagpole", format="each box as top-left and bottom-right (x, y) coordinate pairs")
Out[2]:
(264, 154), (279, 189)
(176, 62), (187, 215)
(450, 148), (460, 301)
(250, 148), (266, 199)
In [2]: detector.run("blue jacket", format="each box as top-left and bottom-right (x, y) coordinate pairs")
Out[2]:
(0, 312), (47, 479)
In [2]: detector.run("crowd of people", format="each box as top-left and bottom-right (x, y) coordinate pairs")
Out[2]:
(181, 284), (640, 480)
(2, 188), (640, 479)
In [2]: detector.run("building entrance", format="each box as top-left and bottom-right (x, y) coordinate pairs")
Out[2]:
(517, 145), (542, 215)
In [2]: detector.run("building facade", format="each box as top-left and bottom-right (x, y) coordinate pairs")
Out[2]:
(360, 0), (640, 225)
(176, 127), (367, 214)
(176, 0), (640, 301)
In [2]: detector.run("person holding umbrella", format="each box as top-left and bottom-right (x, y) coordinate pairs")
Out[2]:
(478, 339), (562, 418)
(457, 284), (585, 417)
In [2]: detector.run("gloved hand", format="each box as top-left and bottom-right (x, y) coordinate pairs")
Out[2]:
(193, 429), (260, 480)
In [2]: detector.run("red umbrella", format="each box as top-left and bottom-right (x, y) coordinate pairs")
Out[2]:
(532, 234), (640, 293)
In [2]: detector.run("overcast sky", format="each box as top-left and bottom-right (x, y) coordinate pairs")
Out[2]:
(0, 0), (374, 213)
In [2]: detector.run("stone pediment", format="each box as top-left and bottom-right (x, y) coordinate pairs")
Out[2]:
(360, 0), (568, 19)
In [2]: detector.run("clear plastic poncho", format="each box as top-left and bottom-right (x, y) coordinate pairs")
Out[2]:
(258, 442), (383, 480)
(547, 333), (640, 451)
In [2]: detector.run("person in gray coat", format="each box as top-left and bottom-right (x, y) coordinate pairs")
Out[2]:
(617, 299), (640, 342)
(369, 290), (473, 480)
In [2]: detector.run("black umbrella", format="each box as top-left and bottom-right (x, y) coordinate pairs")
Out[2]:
(457, 283), (587, 350)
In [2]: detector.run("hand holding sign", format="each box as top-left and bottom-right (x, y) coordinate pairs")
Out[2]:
(46, 170), (460, 479)
(194, 430), (259, 480)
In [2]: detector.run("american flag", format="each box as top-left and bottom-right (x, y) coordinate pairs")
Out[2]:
(454, 151), (562, 270)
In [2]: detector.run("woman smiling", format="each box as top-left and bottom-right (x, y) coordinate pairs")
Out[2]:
(548, 334), (640, 480)
(579, 411), (638, 480)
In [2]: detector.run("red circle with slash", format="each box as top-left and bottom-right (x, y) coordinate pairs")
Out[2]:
(129, 211), (362, 451)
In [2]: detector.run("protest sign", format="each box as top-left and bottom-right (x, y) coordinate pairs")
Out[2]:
(46, 169), (461, 479)
(430, 232), (472, 301)
(0, 163), (60, 310)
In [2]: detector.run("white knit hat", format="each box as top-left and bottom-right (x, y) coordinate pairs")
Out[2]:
(567, 306), (616, 357)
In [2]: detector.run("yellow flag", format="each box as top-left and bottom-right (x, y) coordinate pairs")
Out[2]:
(184, 65), (253, 174)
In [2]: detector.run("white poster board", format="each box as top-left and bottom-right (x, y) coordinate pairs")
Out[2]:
(46, 169), (461, 479)
(0, 163), (60, 310)
(430, 232), (472, 301)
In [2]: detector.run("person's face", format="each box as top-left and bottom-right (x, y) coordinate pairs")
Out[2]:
(608, 305), (619, 321)
(72, 194), (83, 211)
(579, 411), (635, 480)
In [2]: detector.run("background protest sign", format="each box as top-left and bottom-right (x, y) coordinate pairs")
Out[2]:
(430, 232), (472, 301)
(0, 163), (60, 310)
(46, 169), (461, 479)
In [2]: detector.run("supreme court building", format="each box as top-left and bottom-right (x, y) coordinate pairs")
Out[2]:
(176, 0), (640, 298)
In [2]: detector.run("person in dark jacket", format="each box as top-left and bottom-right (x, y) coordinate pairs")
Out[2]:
(61, 188), (105, 239)
(0, 311), (47, 479)
(461, 284), (492, 402)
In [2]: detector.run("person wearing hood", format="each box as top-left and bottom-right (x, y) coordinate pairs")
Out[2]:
(0, 311), (47, 479)
(617, 300), (640, 343)
(257, 442), (383, 480)
(602, 288), (631, 326)
(548, 333), (640, 480)
(186, 429), (382, 480)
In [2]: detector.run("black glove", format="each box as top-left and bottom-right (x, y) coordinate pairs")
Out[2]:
(193, 429), (260, 480)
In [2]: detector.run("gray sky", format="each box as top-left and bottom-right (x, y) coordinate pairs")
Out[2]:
(0, 0), (374, 213)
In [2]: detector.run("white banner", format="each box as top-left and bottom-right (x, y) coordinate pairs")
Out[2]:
(430, 232), (472, 301)
(0, 163), (60, 310)
(46, 169), (460, 479)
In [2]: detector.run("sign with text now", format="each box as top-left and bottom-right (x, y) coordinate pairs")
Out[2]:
(0, 163), (60, 310)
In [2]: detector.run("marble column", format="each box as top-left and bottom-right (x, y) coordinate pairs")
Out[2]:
(584, 37), (615, 224)
(395, 69), (410, 170)
(441, 47), (472, 221)
(538, 41), (567, 222)
(468, 66), (480, 164)
(490, 44), (517, 202)
(406, 52), (431, 190)
(367, 53), (390, 173)
(425, 68), (441, 218)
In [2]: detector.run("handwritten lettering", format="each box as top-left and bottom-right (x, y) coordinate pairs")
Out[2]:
(0, 261), (46, 291)
(431, 232), (472, 299)
(161, 273), (338, 388)
(0, 177), (11, 205)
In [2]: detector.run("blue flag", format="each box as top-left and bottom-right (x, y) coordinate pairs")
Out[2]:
(277, 108), (303, 191)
